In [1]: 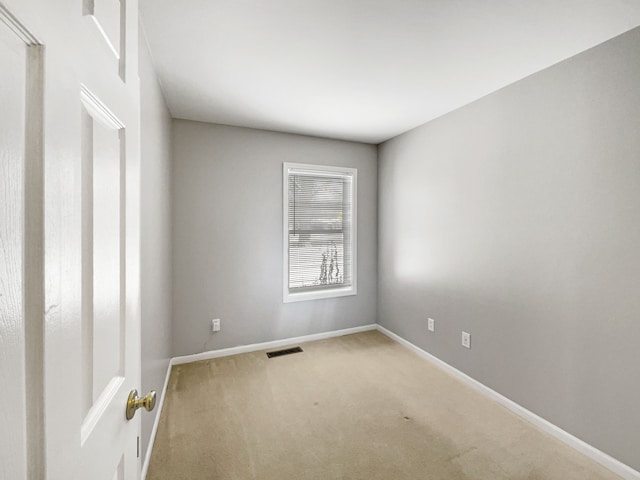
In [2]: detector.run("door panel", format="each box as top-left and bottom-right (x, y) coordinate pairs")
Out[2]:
(84, 0), (127, 79)
(84, 0), (122, 60)
(80, 90), (126, 439)
(0, 18), (27, 480)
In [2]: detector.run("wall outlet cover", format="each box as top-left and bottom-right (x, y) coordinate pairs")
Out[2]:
(212, 318), (221, 332)
(427, 318), (435, 332)
(462, 331), (471, 349)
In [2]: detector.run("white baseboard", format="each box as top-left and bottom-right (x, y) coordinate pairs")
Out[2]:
(171, 324), (378, 365)
(375, 324), (640, 480)
(141, 360), (172, 480)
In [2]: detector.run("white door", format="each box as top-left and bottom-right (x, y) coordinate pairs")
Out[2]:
(0, 12), (29, 480)
(0, 0), (143, 478)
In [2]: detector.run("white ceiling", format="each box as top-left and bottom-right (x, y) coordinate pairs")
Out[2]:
(140, 0), (640, 144)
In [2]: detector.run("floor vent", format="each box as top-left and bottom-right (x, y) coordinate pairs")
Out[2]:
(267, 346), (303, 358)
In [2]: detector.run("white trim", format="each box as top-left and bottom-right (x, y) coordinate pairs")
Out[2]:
(284, 162), (358, 177)
(0, 2), (41, 45)
(172, 324), (376, 365)
(80, 84), (125, 130)
(141, 360), (172, 480)
(375, 325), (640, 480)
(81, 376), (125, 445)
(282, 162), (358, 303)
(283, 285), (356, 303)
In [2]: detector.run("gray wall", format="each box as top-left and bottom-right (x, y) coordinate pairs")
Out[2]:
(378, 28), (640, 470)
(172, 121), (377, 356)
(139, 32), (173, 461)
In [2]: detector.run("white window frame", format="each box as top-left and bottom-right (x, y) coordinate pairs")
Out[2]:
(283, 162), (357, 303)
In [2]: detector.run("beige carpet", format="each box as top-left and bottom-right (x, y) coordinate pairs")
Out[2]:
(147, 330), (620, 480)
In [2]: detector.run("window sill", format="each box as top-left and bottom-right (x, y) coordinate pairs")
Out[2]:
(283, 286), (357, 303)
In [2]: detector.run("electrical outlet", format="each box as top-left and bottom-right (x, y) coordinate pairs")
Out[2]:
(427, 317), (435, 332)
(212, 318), (221, 332)
(461, 331), (471, 349)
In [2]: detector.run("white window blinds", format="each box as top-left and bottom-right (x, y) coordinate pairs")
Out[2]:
(283, 163), (357, 302)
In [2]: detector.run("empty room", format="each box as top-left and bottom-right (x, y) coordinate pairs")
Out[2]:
(1, 1), (640, 479)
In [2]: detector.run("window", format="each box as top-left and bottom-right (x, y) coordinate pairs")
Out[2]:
(283, 163), (357, 303)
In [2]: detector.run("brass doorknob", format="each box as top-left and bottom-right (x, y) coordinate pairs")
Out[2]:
(126, 389), (157, 420)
